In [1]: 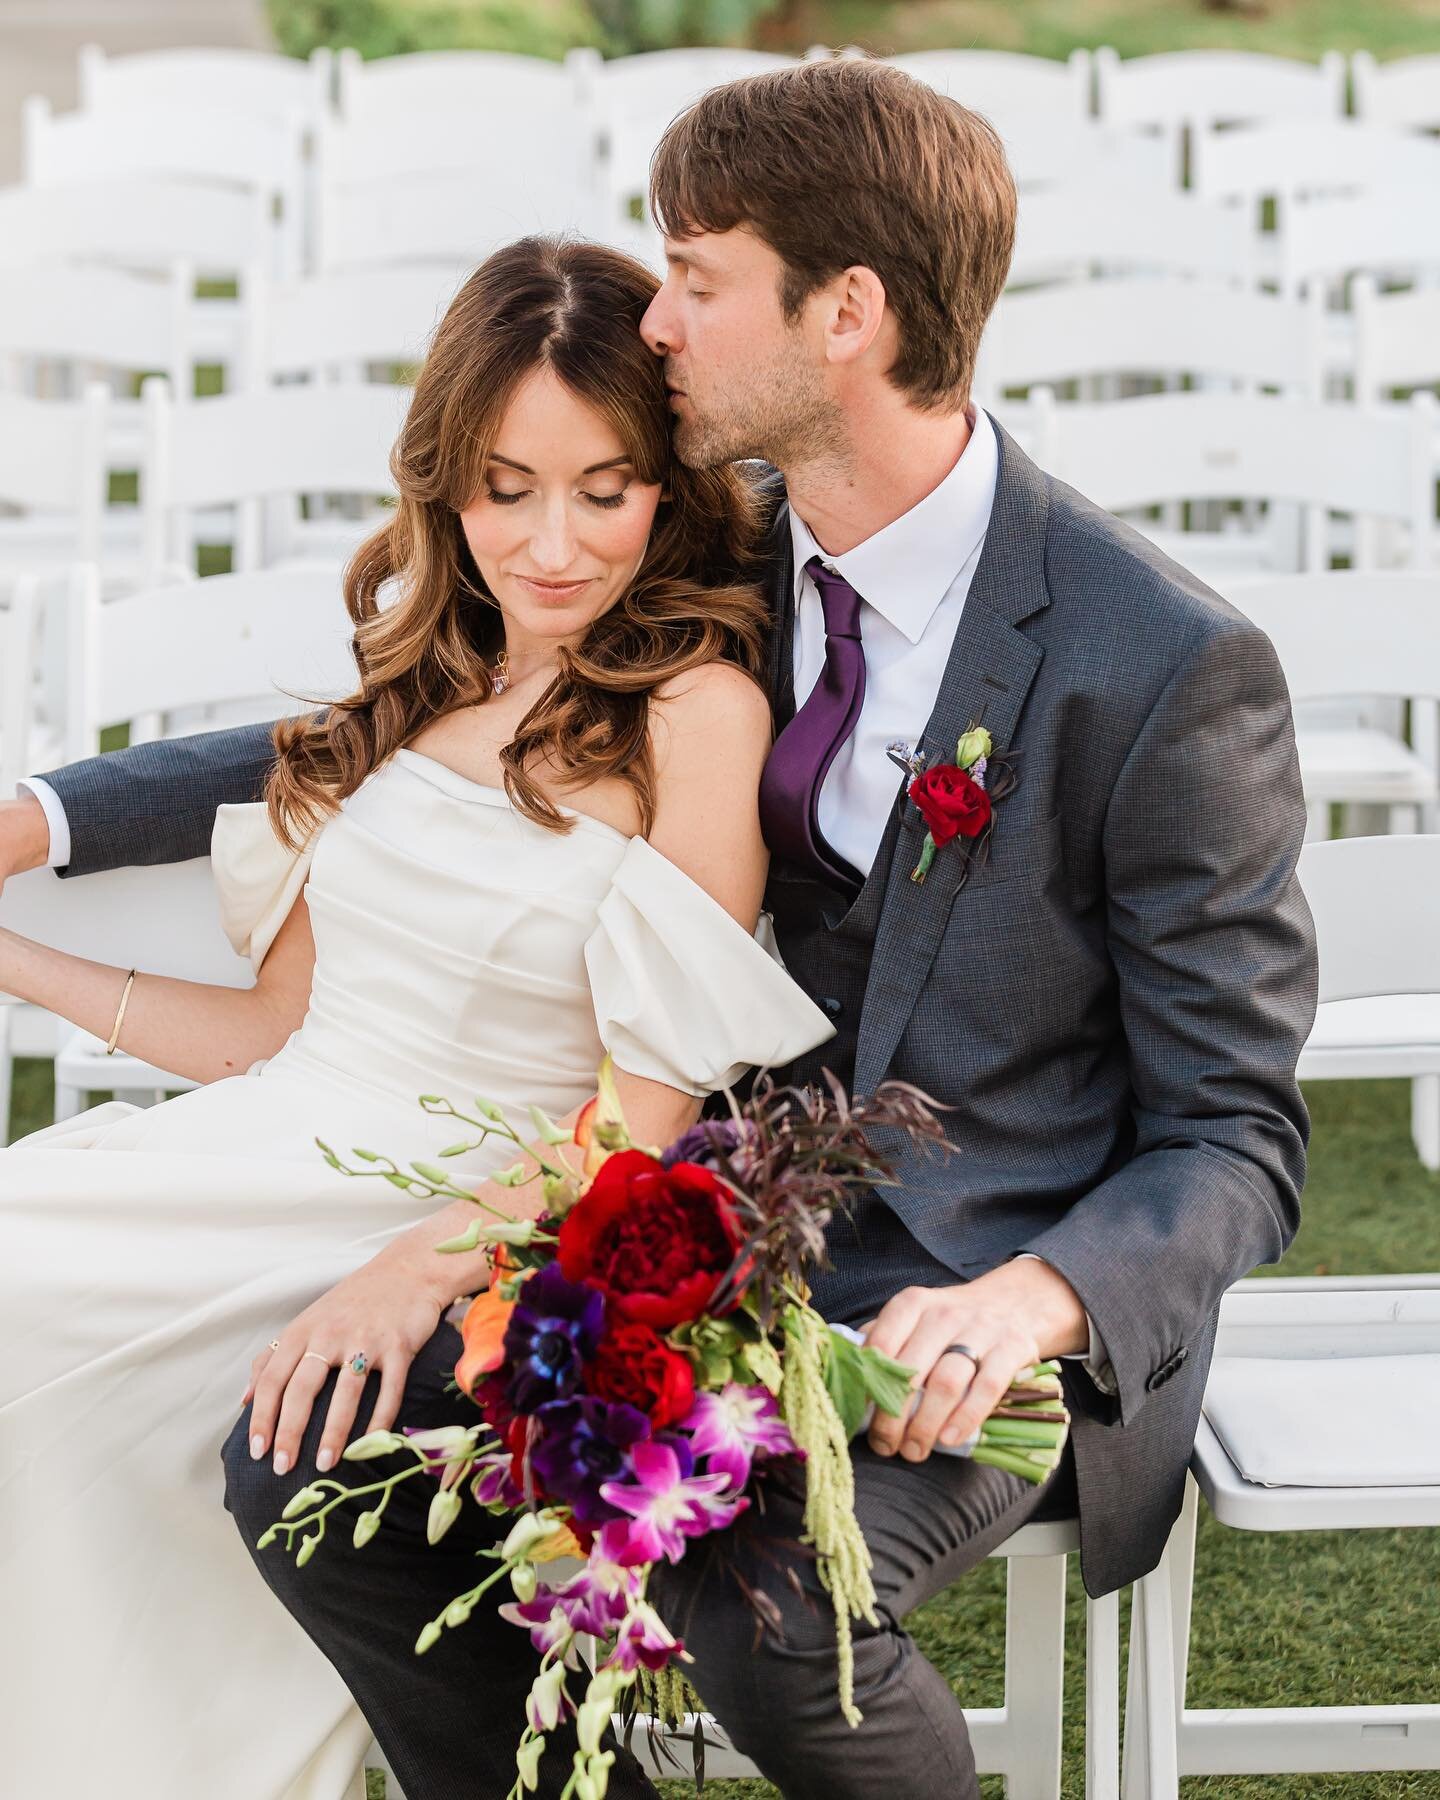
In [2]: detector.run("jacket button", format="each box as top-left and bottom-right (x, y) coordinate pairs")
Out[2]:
(820, 996), (843, 1019)
(1145, 1347), (1188, 1392)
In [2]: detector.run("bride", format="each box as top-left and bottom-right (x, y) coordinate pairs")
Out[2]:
(0, 237), (832, 1800)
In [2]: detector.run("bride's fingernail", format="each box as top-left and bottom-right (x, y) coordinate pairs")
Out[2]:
(273, 1450), (291, 1476)
(316, 1448), (335, 1472)
(250, 1434), (265, 1459)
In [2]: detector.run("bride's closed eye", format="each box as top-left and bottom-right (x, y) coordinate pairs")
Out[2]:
(484, 486), (629, 511)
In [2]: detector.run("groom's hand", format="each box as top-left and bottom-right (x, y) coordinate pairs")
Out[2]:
(862, 1259), (1088, 1463)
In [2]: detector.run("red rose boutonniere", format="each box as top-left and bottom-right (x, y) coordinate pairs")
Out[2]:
(888, 723), (1019, 884)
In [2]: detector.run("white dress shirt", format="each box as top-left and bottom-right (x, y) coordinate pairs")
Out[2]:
(786, 404), (1115, 1395)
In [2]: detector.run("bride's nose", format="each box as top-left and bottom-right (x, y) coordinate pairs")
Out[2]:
(527, 499), (581, 575)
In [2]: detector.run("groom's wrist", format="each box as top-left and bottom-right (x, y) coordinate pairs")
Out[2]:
(979, 1255), (1089, 1360)
(0, 793), (51, 886)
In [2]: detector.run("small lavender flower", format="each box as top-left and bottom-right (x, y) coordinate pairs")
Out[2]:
(661, 1117), (753, 1172)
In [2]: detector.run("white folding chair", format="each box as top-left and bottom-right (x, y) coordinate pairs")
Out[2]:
(334, 45), (585, 124)
(1293, 833), (1440, 1170)
(139, 376), (408, 576)
(0, 261), (193, 401)
(887, 48), (1092, 120)
(978, 277), (1324, 405)
(77, 42), (332, 126)
(1009, 183), (1260, 289)
(1094, 48), (1345, 185)
(1122, 1277), (1440, 1800)
(240, 264), (463, 386)
(1354, 273), (1440, 404)
(1029, 388), (1438, 581)
(1352, 51), (1440, 130)
(0, 385), (109, 577)
(21, 95), (306, 280)
(0, 576), (39, 801)
(1227, 572), (1440, 842)
(0, 178), (272, 285)
(40, 561), (356, 1116)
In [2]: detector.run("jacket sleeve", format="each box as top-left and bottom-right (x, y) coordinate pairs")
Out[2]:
(1018, 616), (1317, 1425)
(42, 720), (287, 878)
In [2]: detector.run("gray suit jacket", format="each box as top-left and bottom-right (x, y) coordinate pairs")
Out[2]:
(45, 421), (1317, 1594)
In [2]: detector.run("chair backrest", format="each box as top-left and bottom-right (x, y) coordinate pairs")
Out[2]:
(1094, 48), (1345, 131)
(243, 264), (463, 382)
(1226, 571), (1440, 705)
(978, 277), (1321, 398)
(1009, 183), (1257, 286)
(1281, 186), (1440, 292)
(22, 93), (305, 196)
(0, 386), (107, 560)
(78, 43), (332, 123)
(0, 576), (40, 796)
(886, 48), (1091, 120)
(67, 563), (358, 754)
(1353, 274), (1440, 398)
(335, 46), (578, 123)
(0, 178), (271, 279)
(1030, 389), (1437, 568)
(315, 104), (594, 190)
(139, 378), (408, 574)
(0, 859), (251, 990)
(593, 47), (792, 116)
(0, 263), (190, 394)
(1193, 119), (1440, 209)
(316, 166), (593, 273)
(994, 117), (1170, 191)
(1351, 51), (1440, 130)
(1297, 834), (1440, 1003)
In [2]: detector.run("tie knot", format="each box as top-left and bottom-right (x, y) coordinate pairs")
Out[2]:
(805, 556), (863, 640)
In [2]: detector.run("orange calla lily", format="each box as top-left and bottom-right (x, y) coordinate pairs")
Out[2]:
(455, 1283), (517, 1397)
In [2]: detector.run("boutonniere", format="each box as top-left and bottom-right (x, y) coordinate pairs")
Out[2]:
(886, 722), (1019, 885)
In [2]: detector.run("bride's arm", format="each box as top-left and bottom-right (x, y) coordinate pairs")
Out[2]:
(0, 889), (316, 1084)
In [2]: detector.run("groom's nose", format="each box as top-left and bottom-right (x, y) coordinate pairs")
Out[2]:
(640, 287), (678, 357)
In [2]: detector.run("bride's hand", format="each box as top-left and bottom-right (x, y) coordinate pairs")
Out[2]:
(243, 1238), (466, 1477)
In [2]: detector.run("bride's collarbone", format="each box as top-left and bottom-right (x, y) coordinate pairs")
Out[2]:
(401, 722), (641, 840)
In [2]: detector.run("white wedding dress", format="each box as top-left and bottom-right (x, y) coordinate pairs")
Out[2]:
(0, 748), (832, 1800)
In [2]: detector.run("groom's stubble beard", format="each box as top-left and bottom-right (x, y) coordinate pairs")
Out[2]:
(670, 338), (848, 477)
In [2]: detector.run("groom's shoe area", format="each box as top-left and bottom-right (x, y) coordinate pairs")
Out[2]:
(223, 1324), (667, 1800)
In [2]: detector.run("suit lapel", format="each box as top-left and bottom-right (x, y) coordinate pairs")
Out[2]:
(852, 422), (1053, 1097)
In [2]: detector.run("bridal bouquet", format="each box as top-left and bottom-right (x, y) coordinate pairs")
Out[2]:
(262, 1063), (1070, 1800)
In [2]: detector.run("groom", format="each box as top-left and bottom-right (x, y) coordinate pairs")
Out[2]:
(1, 58), (1315, 1800)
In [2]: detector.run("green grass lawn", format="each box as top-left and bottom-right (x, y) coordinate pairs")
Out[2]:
(10, 1071), (1437, 1797)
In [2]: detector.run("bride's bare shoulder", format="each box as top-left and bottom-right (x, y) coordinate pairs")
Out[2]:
(649, 659), (771, 760)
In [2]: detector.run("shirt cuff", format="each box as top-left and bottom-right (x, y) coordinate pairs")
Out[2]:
(17, 777), (70, 871)
(1015, 1253), (1118, 1396)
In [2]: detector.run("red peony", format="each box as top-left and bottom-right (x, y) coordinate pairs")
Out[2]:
(587, 1322), (696, 1428)
(557, 1148), (744, 1329)
(908, 763), (991, 847)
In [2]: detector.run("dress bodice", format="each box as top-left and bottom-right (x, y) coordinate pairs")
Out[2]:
(206, 749), (834, 1170)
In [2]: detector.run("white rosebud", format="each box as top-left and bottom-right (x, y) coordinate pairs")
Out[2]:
(426, 1487), (463, 1545)
(956, 726), (992, 769)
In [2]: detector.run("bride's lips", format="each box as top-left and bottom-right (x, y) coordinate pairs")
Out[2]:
(512, 575), (593, 602)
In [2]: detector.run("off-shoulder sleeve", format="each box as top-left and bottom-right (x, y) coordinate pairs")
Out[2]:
(583, 836), (836, 1097)
(210, 802), (317, 971)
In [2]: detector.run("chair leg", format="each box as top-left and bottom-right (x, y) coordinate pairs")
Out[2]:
(53, 1076), (85, 1122)
(1412, 1074), (1440, 1173)
(1121, 1547), (1181, 1800)
(1003, 1552), (1067, 1800)
(1086, 1588), (1121, 1800)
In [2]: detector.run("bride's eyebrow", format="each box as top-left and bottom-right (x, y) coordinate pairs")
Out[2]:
(488, 453), (635, 476)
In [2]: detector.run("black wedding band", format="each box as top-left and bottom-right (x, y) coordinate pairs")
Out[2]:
(942, 1342), (980, 1366)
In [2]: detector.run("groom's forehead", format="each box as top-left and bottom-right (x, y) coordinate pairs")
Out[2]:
(662, 226), (771, 275)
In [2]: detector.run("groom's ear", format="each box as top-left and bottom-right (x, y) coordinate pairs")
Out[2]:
(822, 265), (889, 370)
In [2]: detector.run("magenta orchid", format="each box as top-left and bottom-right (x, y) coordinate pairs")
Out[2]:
(606, 1599), (683, 1673)
(599, 1440), (749, 1565)
(682, 1383), (800, 1491)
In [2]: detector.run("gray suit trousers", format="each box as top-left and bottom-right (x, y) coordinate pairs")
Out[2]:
(223, 1320), (1069, 1800)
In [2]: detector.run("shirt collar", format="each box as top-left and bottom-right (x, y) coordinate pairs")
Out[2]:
(787, 405), (998, 645)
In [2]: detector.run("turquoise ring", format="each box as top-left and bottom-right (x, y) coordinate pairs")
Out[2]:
(349, 1352), (369, 1376)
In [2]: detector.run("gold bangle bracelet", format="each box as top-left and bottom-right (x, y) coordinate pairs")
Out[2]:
(105, 969), (137, 1057)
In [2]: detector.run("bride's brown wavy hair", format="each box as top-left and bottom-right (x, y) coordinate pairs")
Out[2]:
(267, 235), (767, 848)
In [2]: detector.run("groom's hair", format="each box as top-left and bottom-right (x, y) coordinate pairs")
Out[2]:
(649, 57), (1016, 412)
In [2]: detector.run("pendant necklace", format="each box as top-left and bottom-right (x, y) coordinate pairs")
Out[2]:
(490, 649), (511, 695)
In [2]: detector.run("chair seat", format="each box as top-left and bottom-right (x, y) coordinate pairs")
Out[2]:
(1294, 725), (1436, 806)
(1299, 993), (1440, 1078)
(54, 1026), (197, 1098)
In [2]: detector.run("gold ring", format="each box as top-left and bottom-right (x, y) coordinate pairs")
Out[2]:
(302, 1350), (331, 1367)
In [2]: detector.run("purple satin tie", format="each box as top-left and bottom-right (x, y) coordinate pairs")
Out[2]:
(759, 555), (866, 888)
